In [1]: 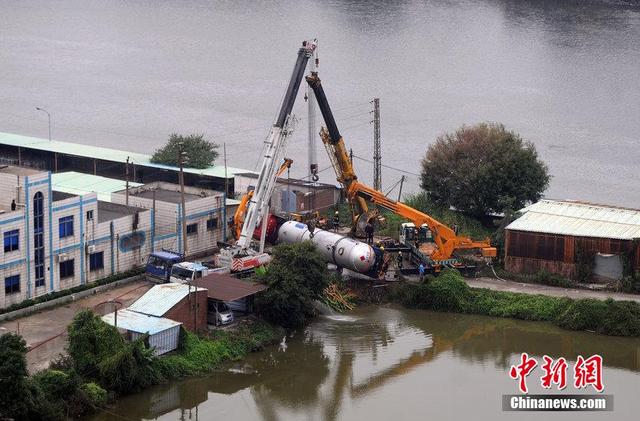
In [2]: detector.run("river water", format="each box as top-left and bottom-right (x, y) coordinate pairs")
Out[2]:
(1, 1), (639, 206)
(92, 305), (640, 421)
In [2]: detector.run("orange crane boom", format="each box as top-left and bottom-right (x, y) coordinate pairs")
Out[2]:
(306, 71), (496, 262)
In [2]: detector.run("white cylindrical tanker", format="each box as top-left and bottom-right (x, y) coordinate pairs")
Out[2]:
(277, 220), (383, 277)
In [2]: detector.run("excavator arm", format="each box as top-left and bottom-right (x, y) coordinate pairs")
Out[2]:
(233, 158), (293, 240)
(349, 181), (497, 260)
(306, 71), (496, 262)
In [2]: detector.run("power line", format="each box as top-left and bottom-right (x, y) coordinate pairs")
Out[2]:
(352, 154), (421, 177)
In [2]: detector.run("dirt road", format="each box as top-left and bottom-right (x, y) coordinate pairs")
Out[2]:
(0, 280), (152, 373)
(467, 277), (640, 303)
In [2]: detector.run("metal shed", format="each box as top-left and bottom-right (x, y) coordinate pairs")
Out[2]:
(505, 200), (640, 280)
(102, 309), (182, 355)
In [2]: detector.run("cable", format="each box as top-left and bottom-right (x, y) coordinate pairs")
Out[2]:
(352, 155), (421, 177)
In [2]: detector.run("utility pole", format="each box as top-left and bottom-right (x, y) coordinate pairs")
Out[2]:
(178, 144), (188, 256)
(397, 175), (405, 202)
(372, 98), (381, 191)
(125, 156), (130, 206)
(223, 143), (228, 242)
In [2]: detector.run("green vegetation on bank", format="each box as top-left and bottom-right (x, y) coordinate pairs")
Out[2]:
(392, 270), (640, 337)
(0, 310), (282, 420)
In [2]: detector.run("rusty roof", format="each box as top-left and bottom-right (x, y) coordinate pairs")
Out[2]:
(507, 199), (640, 240)
(193, 273), (267, 302)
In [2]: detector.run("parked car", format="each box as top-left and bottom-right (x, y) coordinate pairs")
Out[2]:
(207, 300), (234, 326)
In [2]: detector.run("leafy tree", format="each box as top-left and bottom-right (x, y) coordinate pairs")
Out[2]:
(67, 309), (123, 376)
(421, 123), (549, 217)
(0, 333), (36, 419)
(256, 242), (330, 328)
(151, 133), (219, 169)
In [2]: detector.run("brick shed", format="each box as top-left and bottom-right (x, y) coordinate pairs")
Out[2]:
(128, 283), (208, 332)
(505, 200), (640, 281)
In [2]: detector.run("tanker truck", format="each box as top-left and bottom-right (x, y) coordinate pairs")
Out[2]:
(277, 220), (387, 279)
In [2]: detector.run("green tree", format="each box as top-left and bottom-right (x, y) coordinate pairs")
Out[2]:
(0, 333), (34, 419)
(151, 133), (219, 169)
(67, 309), (123, 376)
(256, 242), (330, 328)
(421, 123), (549, 217)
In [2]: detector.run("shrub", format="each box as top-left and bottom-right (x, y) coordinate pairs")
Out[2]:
(98, 336), (159, 394)
(391, 270), (640, 337)
(256, 242), (330, 328)
(67, 309), (123, 376)
(81, 382), (108, 408)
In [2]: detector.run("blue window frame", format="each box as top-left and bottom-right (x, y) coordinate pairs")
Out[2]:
(4, 275), (20, 295)
(33, 192), (45, 287)
(3, 229), (19, 252)
(59, 215), (74, 238)
(59, 259), (74, 279)
(89, 252), (104, 271)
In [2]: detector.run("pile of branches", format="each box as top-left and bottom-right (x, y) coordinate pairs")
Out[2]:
(322, 283), (357, 312)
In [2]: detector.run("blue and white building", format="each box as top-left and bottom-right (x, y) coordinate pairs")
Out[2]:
(1, 166), (229, 310)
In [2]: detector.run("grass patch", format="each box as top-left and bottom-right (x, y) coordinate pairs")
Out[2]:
(154, 320), (283, 378)
(392, 269), (640, 337)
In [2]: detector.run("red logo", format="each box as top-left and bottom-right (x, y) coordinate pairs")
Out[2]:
(509, 352), (538, 394)
(574, 355), (604, 392)
(509, 353), (604, 394)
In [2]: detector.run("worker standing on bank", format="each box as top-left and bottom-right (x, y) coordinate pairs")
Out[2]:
(397, 251), (403, 269)
(418, 262), (426, 282)
(364, 221), (374, 244)
(333, 211), (340, 232)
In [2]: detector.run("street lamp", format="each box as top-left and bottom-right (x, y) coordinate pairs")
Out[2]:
(35, 107), (51, 141)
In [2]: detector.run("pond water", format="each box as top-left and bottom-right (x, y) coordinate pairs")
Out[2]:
(92, 305), (640, 420)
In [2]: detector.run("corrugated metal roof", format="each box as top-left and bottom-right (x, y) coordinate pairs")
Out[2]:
(506, 200), (640, 240)
(51, 171), (142, 202)
(0, 131), (255, 179)
(102, 309), (181, 334)
(193, 273), (267, 302)
(128, 283), (206, 317)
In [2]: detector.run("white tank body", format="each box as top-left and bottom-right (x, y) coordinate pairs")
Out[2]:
(277, 221), (378, 274)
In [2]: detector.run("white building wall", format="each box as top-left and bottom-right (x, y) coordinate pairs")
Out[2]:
(1, 170), (154, 310)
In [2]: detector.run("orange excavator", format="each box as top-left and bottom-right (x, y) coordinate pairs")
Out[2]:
(232, 158), (293, 240)
(305, 72), (496, 271)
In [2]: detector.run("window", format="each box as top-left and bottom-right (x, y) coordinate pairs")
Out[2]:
(3, 229), (19, 252)
(33, 192), (45, 287)
(89, 252), (104, 271)
(86, 210), (94, 221)
(4, 275), (20, 295)
(59, 259), (74, 279)
(186, 223), (198, 235)
(59, 215), (74, 238)
(206, 217), (219, 231)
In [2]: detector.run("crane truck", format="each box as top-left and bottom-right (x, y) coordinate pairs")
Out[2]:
(216, 40), (318, 272)
(305, 71), (497, 274)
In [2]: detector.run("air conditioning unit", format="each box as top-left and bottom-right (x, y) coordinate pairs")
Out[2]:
(58, 253), (69, 262)
(87, 245), (96, 254)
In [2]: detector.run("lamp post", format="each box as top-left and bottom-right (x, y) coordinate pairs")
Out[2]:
(35, 107), (51, 141)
